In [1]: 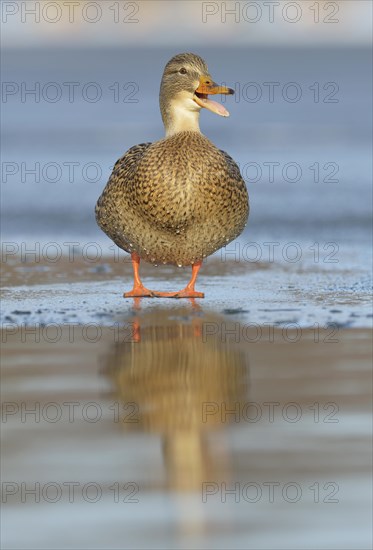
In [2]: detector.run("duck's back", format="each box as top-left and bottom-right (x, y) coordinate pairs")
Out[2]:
(96, 131), (249, 266)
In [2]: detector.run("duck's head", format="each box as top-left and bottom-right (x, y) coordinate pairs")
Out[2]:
(160, 53), (234, 137)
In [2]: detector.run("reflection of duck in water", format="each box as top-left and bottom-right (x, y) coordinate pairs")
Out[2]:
(104, 307), (250, 491)
(95, 53), (249, 298)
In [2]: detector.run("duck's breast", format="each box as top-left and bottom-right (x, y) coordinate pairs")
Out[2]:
(132, 132), (243, 231)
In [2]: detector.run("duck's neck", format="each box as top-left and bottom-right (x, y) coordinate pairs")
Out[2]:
(161, 99), (202, 138)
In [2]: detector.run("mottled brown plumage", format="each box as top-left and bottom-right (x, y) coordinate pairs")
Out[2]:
(95, 53), (249, 296)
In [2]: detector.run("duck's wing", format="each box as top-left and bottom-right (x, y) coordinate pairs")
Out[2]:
(111, 142), (152, 181)
(219, 149), (244, 182)
(218, 148), (250, 221)
(95, 142), (152, 227)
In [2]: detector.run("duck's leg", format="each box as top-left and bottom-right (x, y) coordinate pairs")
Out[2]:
(153, 261), (205, 299)
(175, 261), (204, 298)
(123, 252), (155, 298)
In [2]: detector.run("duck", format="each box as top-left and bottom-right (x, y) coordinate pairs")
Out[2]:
(95, 53), (249, 298)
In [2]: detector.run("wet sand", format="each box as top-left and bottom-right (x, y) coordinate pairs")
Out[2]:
(1, 249), (372, 329)
(1, 301), (372, 549)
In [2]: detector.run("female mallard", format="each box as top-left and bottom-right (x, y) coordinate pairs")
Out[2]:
(95, 53), (249, 298)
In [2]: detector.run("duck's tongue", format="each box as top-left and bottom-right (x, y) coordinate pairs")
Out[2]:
(194, 94), (230, 117)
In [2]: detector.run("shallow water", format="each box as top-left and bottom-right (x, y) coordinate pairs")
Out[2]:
(2, 307), (372, 549)
(1, 47), (372, 243)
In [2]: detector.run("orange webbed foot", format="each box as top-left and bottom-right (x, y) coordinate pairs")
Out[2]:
(151, 290), (179, 298)
(152, 288), (204, 299)
(123, 285), (155, 298)
(173, 288), (204, 299)
(123, 253), (205, 299)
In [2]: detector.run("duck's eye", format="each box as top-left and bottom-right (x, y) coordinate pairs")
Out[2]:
(179, 68), (187, 75)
